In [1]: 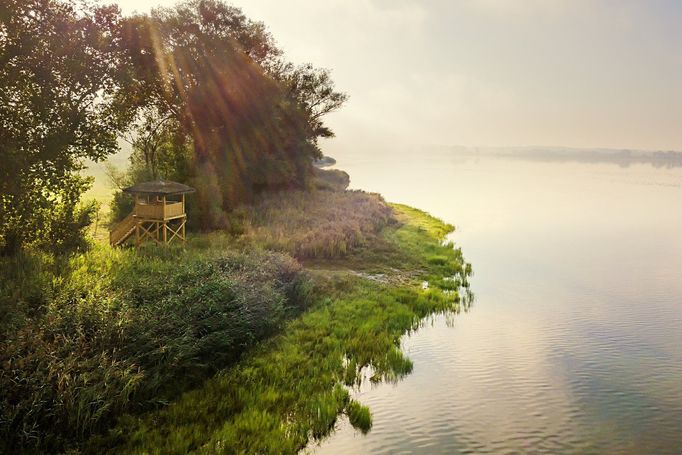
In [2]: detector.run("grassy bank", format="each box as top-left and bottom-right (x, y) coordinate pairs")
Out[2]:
(91, 204), (471, 453)
(0, 170), (470, 453)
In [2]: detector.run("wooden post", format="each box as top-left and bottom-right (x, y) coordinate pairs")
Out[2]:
(135, 219), (140, 247)
(181, 195), (186, 243)
(163, 221), (167, 243)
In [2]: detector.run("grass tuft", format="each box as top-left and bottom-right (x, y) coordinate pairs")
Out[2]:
(346, 400), (372, 434)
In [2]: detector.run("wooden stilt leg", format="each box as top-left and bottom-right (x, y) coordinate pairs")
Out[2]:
(138, 221), (162, 245)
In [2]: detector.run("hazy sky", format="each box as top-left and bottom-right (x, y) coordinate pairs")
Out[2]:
(115, 0), (682, 152)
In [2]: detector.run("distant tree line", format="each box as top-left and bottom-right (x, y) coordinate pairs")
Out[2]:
(0, 0), (347, 255)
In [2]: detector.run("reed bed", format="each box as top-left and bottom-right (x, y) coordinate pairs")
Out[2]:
(242, 173), (394, 259)
(0, 246), (311, 452)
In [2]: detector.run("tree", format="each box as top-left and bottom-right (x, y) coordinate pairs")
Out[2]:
(272, 62), (349, 144)
(122, 106), (178, 180)
(112, 0), (348, 229)
(0, 0), (129, 254)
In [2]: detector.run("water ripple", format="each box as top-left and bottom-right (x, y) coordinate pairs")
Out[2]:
(307, 159), (682, 454)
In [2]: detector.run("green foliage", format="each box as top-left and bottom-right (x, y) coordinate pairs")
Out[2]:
(122, 106), (188, 182)
(0, 245), (311, 452)
(37, 186), (100, 256)
(272, 62), (350, 142)
(347, 400), (372, 434)
(109, 191), (136, 224)
(0, 166), (472, 452)
(386, 203), (468, 280)
(0, 0), (129, 254)
(94, 281), (457, 454)
(0, 251), (55, 335)
(343, 358), (358, 386)
(0, 3), (468, 452)
(1, 0), (348, 254)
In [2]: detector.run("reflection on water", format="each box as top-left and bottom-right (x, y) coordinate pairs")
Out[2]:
(310, 152), (682, 454)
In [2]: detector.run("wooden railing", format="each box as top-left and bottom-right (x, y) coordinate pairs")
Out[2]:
(164, 201), (184, 219)
(134, 201), (184, 220)
(109, 212), (136, 246)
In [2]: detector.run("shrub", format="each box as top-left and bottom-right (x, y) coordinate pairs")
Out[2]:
(0, 251), (55, 335)
(0, 246), (311, 452)
(312, 168), (349, 191)
(37, 199), (99, 255)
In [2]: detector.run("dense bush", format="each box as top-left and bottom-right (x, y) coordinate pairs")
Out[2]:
(0, 246), (312, 452)
(109, 190), (135, 224)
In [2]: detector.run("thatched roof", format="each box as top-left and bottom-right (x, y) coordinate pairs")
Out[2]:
(123, 180), (195, 196)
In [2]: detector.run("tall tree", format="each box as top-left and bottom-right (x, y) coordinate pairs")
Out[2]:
(0, 0), (129, 254)
(119, 1), (346, 228)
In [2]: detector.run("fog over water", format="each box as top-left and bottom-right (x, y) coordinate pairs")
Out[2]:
(309, 149), (682, 454)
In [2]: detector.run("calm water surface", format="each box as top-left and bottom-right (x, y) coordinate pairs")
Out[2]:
(310, 152), (682, 454)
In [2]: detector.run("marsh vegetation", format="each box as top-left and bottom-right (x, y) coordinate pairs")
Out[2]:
(0, 168), (471, 452)
(89, 200), (471, 454)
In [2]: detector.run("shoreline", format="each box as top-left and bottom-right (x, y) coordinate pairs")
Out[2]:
(94, 200), (471, 453)
(1, 169), (471, 453)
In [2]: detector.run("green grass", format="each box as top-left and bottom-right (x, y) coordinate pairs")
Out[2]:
(347, 400), (372, 434)
(93, 284), (460, 454)
(0, 171), (472, 453)
(88, 200), (470, 453)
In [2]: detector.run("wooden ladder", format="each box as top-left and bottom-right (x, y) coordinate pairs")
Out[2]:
(109, 212), (136, 246)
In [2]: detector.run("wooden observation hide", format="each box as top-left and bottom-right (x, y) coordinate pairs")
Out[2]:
(109, 180), (195, 247)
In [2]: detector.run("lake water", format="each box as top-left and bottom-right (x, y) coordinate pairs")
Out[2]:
(311, 151), (682, 454)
